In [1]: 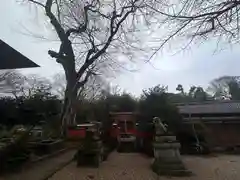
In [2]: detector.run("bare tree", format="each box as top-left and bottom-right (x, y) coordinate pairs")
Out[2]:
(0, 70), (53, 99)
(0, 70), (26, 98)
(52, 72), (107, 101)
(24, 74), (53, 97)
(79, 76), (106, 101)
(146, 0), (240, 55)
(207, 76), (240, 100)
(51, 71), (111, 124)
(23, 0), (156, 132)
(52, 73), (66, 98)
(188, 86), (208, 101)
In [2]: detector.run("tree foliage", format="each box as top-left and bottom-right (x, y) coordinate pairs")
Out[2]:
(139, 85), (182, 132)
(176, 84), (184, 94)
(0, 71), (61, 127)
(188, 86), (208, 102)
(0, 92), (61, 127)
(168, 84), (209, 103)
(2, 69), (239, 135)
(106, 93), (137, 112)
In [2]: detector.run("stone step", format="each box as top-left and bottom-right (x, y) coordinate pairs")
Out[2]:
(156, 163), (186, 170)
(153, 143), (180, 149)
(155, 136), (176, 142)
(152, 158), (192, 177)
(152, 159), (186, 170)
(152, 165), (192, 177)
(154, 158), (183, 164)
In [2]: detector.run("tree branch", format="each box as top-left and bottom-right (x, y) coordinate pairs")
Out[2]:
(65, 0), (103, 37)
(77, 70), (93, 89)
(65, 5), (89, 37)
(28, 0), (45, 8)
(55, 0), (61, 23)
(45, 0), (67, 42)
(76, 3), (137, 80)
(88, 9), (110, 19)
(216, 17), (235, 37)
(146, 1), (240, 20)
(90, 6), (136, 62)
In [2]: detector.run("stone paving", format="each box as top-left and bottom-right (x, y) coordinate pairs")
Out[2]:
(50, 152), (240, 180)
(2, 151), (240, 180)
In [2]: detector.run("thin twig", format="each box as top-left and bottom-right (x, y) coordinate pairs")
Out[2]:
(28, 0), (45, 7)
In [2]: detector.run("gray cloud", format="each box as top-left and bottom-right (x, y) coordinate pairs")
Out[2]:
(114, 41), (240, 95)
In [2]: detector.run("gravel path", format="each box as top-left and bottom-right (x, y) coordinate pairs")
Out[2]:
(50, 152), (240, 180)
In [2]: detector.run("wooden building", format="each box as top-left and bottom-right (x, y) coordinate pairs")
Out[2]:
(177, 101), (240, 150)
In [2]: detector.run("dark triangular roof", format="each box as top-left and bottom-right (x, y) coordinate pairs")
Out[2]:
(0, 39), (40, 70)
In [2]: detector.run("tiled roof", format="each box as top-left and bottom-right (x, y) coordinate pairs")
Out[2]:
(177, 101), (240, 114)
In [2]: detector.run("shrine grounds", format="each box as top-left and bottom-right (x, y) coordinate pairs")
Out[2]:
(50, 152), (240, 180)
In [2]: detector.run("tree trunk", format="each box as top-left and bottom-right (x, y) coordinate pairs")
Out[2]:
(60, 65), (78, 136)
(58, 39), (79, 137)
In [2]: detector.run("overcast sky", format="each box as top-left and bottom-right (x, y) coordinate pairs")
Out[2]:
(1, 0), (240, 96)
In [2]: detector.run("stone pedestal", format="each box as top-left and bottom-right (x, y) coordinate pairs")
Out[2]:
(76, 131), (103, 167)
(152, 133), (191, 176)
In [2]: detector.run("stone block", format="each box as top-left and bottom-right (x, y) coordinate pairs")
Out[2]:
(153, 142), (181, 149)
(155, 136), (176, 142)
(152, 159), (192, 176)
(154, 149), (178, 159)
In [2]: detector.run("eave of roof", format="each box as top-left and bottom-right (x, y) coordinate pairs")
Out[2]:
(177, 100), (240, 114)
(0, 39), (40, 70)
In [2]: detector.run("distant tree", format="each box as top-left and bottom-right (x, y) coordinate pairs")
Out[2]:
(169, 85), (209, 103)
(208, 76), (240, 100)
(0, 97), (18, 126)
(0, 71), (25, 98)
(52, 73), (66, 98)
(188, 86), (196, 98)
(167, 93), (193, 103)
(168, 85), (192, 103)
(0, 71), (53, 99)
(106, 93), (137, 112)
(23, 74), (52, 98)
(0, 71), (61, 127)
(176, 84), (184, 94)
(20, 92), (61, 123)
(139, 85), (182, 132)
(188, 86), (208, 102)
(228, 80), (240, 100)
(0, 92), (61, 126)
